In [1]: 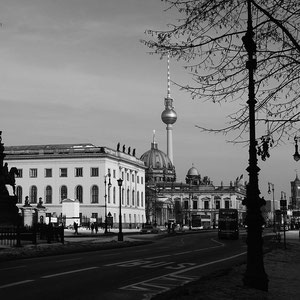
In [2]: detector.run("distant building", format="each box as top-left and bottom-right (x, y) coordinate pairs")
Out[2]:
(290, 174), (300, 210)
(4, 143), (146, 228)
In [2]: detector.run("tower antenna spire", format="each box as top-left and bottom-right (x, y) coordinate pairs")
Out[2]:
(167, 53), (171, 99)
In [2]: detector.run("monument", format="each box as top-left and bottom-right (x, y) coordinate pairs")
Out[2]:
(0, 131), (20, 226)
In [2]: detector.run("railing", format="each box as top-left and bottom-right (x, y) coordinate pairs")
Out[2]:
(0, 224), (64, 247)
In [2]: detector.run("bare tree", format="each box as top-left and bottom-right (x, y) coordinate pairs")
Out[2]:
(142, 0), (300, 154)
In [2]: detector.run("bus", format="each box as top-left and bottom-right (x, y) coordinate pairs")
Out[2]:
(218, 209), (239, 239)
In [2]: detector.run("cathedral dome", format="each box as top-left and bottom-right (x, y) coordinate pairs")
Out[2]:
(140, 142), (173, 170)
(140, 141), (176, 183)
(187, 166), (199, 176)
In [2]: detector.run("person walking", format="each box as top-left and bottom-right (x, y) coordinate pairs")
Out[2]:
(73, 222), (78, 235)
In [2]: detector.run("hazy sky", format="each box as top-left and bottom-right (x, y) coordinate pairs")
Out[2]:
(0, 0), (297, 201)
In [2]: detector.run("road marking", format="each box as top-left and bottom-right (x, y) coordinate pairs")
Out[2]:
(0, 280), (35, 289)
(147, 254), (171, 259)
(55, 258), (81, 262)
(120, 251), (247, 298)
(105, 259), (140, 266)
(0, 265), (26, 271)
(41, 267), (99, 278)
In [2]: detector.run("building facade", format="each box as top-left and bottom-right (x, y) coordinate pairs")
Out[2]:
(4, 143), (146, 228)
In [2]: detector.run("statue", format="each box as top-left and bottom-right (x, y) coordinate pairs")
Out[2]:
(117, 142), (120, 151)
(122, 145), (126, 153)
(128, 147), (131, 155)
(132, 148), (136, 157)
(24, 196), (31, 207)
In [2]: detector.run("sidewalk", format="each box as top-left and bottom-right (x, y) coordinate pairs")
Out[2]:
(153, 230), (300, 300)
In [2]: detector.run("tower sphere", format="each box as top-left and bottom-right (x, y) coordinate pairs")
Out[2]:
(161, 108), (177, 125)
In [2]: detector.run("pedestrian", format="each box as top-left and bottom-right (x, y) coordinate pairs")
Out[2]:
(91, 222), (95, 233)
(94, 222), (98, 234)
(73, 222), (78, 235)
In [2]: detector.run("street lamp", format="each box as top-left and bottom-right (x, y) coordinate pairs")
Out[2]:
(242, 0), (268, 291)
(293, 137), (300, 161)
(104, 172), (111, 234)
(117, 178), (123, 241)
(268, 182), (276, 232)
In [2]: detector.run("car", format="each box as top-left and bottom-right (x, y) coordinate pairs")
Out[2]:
(140, 225), (159, 234)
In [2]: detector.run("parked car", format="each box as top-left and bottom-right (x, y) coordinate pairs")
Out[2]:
(140, 225), (159, 234)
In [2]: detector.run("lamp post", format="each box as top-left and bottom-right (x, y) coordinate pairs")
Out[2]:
(117, 178), (123, 241)
(293, 137), (300, 161)
(104, 172), (111, 234)
(280, 191), (287, 249)
(242, 0), (268, 291)
(268, 182), (276, 232)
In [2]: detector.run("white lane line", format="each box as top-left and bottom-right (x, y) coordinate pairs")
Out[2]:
(55, 258), (81, 263)
(41, 267), (99, 278)
(0, 280), (35, 289)
(0, 265), (26, 271)
(105, 259), (140, 266)
(147, 255), (171, 259)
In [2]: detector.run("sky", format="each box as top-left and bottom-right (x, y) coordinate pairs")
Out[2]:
(0, 0), (297, 202)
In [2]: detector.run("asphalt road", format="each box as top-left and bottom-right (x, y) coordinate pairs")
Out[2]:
(0, 231), (247, 300)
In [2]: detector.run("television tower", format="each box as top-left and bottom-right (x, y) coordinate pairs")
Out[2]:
(161, 55), (177, 164)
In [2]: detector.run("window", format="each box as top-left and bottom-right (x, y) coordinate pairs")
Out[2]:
(91, 185), (99, 203)
(122, 172), (124, 180)
(137, 191), (140, 206)
(141, 177), (144, 184)
(75, 168), (83, 177)
(113, 169), (116, 178)
(16, 186), (22, 203)
(132, 190), (135, 206)
(30, 186), (37, 203)
(29, 168), (37, 178)
(132, 174), (134, 182)
(45, 168), (52, 178)
(76, 185), (83, 203)
(127, 173), (129, 181)
(113, 187), (116, 204)
(137, 176), (139, 184)
(184, 200), (189, 210)
(91, 168), (99, 177)
(216, 200), (220, 210)
(204, 201), (210, 210)
(60, 168), (67, 177)
(45, 186), (52, 204)
(16, 169), (23, 178)
(193, 200), (198, 210)
(127, 189), (130, 205)
(122, 188), (124, 205)
(108, 186), (111, 204)
(225, 200), (230, 209)
(141, 192), (144, 207)
(60, 185), (68, 201)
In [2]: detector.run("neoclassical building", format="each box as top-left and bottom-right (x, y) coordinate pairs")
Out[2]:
(4, 143), (146, 228)
(140, 141), (246, 228)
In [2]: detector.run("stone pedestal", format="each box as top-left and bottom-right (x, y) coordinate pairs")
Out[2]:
(21, 207), (36, 227)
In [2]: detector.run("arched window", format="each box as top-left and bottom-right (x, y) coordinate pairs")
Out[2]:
(45, 186), (52, 204)
(91, 185), (99, 203)
(76, 185), (83, 203)
(30, 186), (37, 203)
(60, 185), (68, 201)
(113, 187), (116, 204)
(127, 189), (130, 205)
(16, 186), (22, 203)
(141, 192), (144, 207)
(132, 190), (135, 206)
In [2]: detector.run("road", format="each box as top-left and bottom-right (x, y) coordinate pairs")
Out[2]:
(0, 231), (247, 300)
